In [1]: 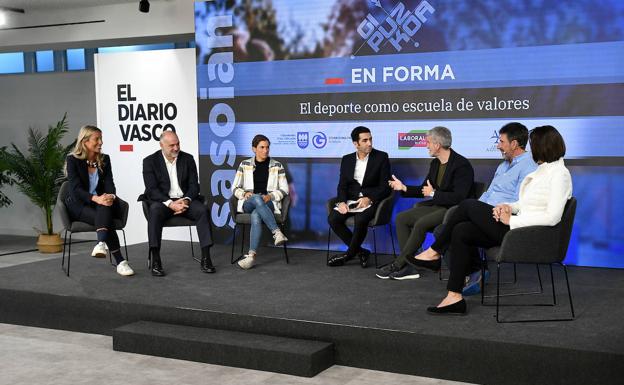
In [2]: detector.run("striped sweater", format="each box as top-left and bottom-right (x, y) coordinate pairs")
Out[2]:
(232, 157), (289, 214)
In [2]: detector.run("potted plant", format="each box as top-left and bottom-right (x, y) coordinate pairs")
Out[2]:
(0, 114), (75, 253)
(0, 147), (13, 208)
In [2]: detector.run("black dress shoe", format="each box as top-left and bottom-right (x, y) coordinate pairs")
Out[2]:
(426, 299), (467, 316)
(358, 249), (371, 268)
(151, 260), (166, 277)
(327, 253), (352, 267)
(201, 255), (216, 273)
(407, 256), (441, 272)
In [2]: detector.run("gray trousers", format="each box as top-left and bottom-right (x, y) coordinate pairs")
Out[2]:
(394, 203), (447, 267)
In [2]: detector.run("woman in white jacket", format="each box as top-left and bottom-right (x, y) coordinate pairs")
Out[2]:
(410, 125), (572, 315)
(231, 135), (289, 269)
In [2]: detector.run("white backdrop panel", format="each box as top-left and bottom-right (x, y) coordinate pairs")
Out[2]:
(94, 48), (198, 246)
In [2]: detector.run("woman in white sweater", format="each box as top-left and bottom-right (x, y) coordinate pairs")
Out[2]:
(410, 125), (572, 315)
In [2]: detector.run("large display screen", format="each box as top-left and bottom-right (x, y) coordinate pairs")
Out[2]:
(195, 0), (624, 268)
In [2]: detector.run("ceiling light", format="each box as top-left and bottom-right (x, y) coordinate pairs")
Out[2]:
(139, 0), (150, 13)
(0, 12), (6, 27)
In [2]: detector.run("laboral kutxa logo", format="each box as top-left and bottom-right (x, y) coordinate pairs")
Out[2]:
(356, 0), (435, 54)
(398, 130), (428, 149)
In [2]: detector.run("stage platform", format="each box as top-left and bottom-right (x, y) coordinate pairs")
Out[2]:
(0, 240), (622, 384)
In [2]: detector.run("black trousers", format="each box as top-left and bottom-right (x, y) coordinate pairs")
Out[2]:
(328, 204), (378, 256)
(431, 199), (509, 293)
(147, 200), (213, 249)
(76, 201), (122, 251)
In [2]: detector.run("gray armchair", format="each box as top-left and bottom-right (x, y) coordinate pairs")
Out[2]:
(325, 192), (396, 268)
(58, 181), (129, 276)
(484, 197), (577, 323)
(229, 195), (291, 264)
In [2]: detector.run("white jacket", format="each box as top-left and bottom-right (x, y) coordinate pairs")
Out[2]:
(508, 158), (572, 230)
(232, 157), (289, 214)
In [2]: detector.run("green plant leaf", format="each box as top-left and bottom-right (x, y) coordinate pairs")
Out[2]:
(2, 114), (73, 234)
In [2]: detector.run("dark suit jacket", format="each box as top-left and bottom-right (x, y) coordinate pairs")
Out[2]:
(337, 148), (391, 204)
(403, 148), (474, 208)
(140, 150), (201, 203)
(64, 154), (116, 219)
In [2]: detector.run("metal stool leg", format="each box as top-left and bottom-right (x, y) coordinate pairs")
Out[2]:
(230, 223), (237, 264)
(550, 263), (557, 305)
(388, 224), (396, 258)
(122, 229), (129, 262)
(371, 227), (379, 268)
(66, 231), (73, 277)
(190, 226), (200, 263)
(240, 224), (246, 257)
(61, 229), (68, 269)
(326, 226), (332, 265)
(563, 264), (575, 318)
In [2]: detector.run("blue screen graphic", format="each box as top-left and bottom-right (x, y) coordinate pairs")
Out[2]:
(195, 0), (624, 268)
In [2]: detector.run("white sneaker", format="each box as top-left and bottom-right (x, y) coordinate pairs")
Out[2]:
(237, 254), (256, 270)
(116, 260), (135, 276)
(273, 230), (288, 246)
(91, 242), (108, 258)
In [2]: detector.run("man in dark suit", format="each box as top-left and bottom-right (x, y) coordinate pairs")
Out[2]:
(327, 126), (391, 268)
(141, 130), (214, 276)
(376, 126), (474, 280)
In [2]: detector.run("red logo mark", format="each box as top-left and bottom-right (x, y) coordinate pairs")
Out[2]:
(324, 77), (344, 85)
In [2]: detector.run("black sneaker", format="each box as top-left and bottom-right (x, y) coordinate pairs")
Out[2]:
(389, 264), (420, 280)
(375, 263), (401, 279)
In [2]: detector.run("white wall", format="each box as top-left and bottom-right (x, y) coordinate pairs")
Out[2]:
(0, 0), (195, 237)
(0, 0), (194, 53)
(0, 71), (97, 236)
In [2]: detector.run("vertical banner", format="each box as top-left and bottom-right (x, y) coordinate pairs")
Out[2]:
(94, 49), (199, 245)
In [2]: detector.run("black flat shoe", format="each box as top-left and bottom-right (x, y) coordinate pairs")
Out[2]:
(407, 256), (441, 272)
(426, 299), (467, 316)
(328, 253), (351, 267)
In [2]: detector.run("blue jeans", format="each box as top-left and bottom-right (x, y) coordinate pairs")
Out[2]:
(242, 194), (279, 254)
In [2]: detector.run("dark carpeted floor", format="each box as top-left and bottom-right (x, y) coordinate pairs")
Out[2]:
(0, 240), (622, 356)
